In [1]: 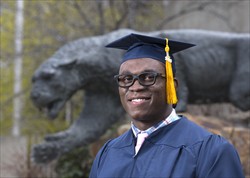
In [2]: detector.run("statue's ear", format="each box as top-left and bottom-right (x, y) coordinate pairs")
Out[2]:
(40, 69), (56, 80)
(56, 58), (77, 69)
(32, 68), (56, 82)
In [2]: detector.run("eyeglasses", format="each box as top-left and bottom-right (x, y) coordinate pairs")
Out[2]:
(114, 72), (166, 88)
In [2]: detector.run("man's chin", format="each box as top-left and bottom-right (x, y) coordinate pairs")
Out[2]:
(128, 111), (148, 121)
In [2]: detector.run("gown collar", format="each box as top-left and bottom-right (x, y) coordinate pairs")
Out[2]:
(131, 109), (180, 137)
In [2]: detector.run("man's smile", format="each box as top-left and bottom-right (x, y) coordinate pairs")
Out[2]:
(128, 96), (151, 105)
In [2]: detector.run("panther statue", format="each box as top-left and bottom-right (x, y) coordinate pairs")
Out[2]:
(30, 29), (250, 163)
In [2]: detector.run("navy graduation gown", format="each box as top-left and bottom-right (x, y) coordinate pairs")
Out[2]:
(89, 117), (244, 178)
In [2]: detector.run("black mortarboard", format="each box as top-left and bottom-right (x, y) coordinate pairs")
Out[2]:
(106, 33), (195, 105)
(106, 33), (194, 62)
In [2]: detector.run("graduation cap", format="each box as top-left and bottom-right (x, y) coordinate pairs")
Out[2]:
(106, 33), (195, 105)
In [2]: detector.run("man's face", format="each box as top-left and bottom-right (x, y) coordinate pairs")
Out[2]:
(118, 58), (171, 124)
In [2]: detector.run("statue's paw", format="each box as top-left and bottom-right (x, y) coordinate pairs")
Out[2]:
(45, 130), (70, 142)
(31, 142), (60, 164)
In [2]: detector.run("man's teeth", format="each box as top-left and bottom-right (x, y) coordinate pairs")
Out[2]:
(132, 99), (145, 102)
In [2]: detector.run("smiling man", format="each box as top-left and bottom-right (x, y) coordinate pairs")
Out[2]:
(89, 33), (244, 178)
(118, 58), (171, 131)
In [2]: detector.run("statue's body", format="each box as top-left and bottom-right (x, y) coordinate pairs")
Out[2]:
(30, 29), (250, 163)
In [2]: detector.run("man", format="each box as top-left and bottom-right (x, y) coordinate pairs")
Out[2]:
(89, 33), (244, 177)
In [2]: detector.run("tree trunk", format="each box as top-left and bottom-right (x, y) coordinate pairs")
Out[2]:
(12, 0), (24, 136)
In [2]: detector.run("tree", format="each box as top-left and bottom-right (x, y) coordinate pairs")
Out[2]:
(12, 0), (24, 136)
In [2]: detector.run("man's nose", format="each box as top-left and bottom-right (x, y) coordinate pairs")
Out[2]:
(129, 79), (144, 91)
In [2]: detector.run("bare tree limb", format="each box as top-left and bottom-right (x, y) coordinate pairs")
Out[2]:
(112, 1), (129, 30)
(1, 87), (30, 109)
(156, 2), (213, 30)
(70, 1), (97, 34)
(96, 0), (105, 35)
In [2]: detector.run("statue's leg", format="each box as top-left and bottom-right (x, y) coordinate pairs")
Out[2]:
(175, 64), (189, 112)
(31, 92), (124, 163)
(175, 83), (188, 112)
(44, 130), (69, 141)
(31, 119), (96, 163)
(229, 40), (250, 112)
(229, 72), (250, 111)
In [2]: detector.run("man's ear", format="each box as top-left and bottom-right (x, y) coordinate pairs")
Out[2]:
(174, 78), (178, 89)
(172, 78), (179, 109)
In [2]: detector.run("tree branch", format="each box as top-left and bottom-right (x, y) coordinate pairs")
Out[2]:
(70, 1), (97, 34)
(156, 2), (213, 30)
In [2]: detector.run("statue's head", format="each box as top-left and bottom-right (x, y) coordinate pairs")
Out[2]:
(30, 58), (78, 119)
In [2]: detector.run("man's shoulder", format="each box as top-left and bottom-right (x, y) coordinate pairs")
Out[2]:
(152, 117), (214, 147)
(105, 129), (134, 148)
(178, 116), (213, 136)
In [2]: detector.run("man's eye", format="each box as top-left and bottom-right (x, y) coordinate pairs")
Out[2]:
(141, 73), (154, 81)
(123, 76), (133, 83)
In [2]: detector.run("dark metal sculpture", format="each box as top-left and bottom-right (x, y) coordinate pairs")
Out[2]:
(30, 29), (250, 163)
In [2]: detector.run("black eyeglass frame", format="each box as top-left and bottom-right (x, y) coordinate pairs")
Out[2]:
(114, 72), (166, 88)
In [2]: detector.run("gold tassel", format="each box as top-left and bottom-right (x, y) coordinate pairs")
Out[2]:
(165, 38), (178, 104)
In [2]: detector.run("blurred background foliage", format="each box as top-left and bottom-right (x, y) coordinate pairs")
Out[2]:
(0, 0), (249, 177)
